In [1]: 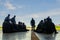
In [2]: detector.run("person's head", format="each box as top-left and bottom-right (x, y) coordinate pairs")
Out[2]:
(48, 16), (50, 18)
(8, 14), (10, 17)
(32, 18), (33, 19)
(39, 20), (43, 24)
(14, 15), (16, 18)
(18, 22), (22, 24)
(47, 16), (52, 22)
(32, 18), (34, 21)
(44, 19), (47, 22)
(40, 20), (43, 23)
(23, 23), (24, 25)
(18, 22), (20, 24)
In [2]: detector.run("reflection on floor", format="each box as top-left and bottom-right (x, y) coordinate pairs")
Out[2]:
(35, 31), (60, 40)
(0, 31), (31, 40)
(0, 31), (60, 40)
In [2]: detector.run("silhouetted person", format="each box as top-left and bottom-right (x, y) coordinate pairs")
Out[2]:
(4, 14), (10, 23)
(17, 22), (27, 31)
(30, 18), (35, 31)
(46, 16), (52, 22)
(37, 20), (44, 29)
(18, 22), (23, 26)
(17, 22), (23, 31)
(10, 15), (16, 24)
(10, 15), (17, 32)
(22, 23), (26, 30)
(43, 19), (47, 33)
(43, 17), (58, 34)
(46, 17), (58, 34)
(3, 14), (11, 33)
(37, 20), (44, 33)
(51, 22), (58, 34)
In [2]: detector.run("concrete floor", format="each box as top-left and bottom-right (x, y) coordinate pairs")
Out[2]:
(0, 31), (31, 40)
(35, 31), (60, 40)
(0, 31), (60, 40)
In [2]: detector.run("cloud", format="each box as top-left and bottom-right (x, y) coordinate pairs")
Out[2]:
(0, 0), (25, 10)
(15, 8), (60, 26)
(4, 1), (16, 10)
(16, 8), (60, 19)
(4, 1), (24, 10)
(33, 9), (60, 18)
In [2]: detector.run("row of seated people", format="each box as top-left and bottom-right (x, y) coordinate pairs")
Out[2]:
(3, 14), (28, 33)
(35, 17), (58, 34)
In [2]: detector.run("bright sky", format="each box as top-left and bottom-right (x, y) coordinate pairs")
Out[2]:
(0, 0), (60, 27)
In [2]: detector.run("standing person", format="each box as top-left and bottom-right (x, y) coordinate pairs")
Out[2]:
(30, 18), (35, 31)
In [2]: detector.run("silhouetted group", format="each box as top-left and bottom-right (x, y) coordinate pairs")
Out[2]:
(34, 16), (58, 34)
(3, 14), (28, 33)
(3, 14), (58, 34)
